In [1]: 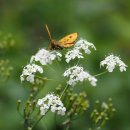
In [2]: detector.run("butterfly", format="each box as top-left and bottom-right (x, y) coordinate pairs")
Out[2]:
(45, 24), (78, 50)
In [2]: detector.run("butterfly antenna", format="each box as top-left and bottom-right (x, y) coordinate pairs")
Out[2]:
(45, 24), (53, 41)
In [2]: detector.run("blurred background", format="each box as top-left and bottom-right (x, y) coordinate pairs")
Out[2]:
(0, 0), (130, 130)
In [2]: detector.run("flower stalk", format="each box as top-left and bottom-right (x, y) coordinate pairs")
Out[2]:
(18, 35), (126, 130)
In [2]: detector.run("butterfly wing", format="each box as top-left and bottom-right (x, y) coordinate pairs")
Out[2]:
(58, 32), (78, 48)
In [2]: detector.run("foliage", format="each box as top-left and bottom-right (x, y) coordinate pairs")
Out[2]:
(18, 38), (125, 130)
(0, 0), (130, 130)
(0, 32), (15, 80)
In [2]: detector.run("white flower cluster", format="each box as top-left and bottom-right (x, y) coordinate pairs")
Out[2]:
(20, 64), (43, 83)
(74, 39), (96, 53)
(63, 66), (97, 86)
(65, 39), (96, 63)
(30, 48), (62, 65)
(20, 48), (62, 83)
(65, 49), (83, 63)
(51, 50), (62, 61)
(100, 54), (127, 72)
(37, 93), (66, 116)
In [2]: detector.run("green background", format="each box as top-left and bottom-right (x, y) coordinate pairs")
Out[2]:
(0, 0), (130, 130)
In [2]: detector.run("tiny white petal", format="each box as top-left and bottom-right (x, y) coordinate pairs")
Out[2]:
(26, 75), (34, 83)
(120, 66), (126, 72)
(37, 99), (43, 106)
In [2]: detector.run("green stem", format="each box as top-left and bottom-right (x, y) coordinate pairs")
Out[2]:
(94, 71), (108, 77)
(65, 124), (70, 130)
(55, 59), (62, 71)
(76, 59), (80, 66)
(35, 75), (60, 82)
(31, 115), (44, 129)
(31, 110), (50, 129)
(46, 64), (57, 73)
(60, 84), (69, 99)
(55, 113), (58, 130)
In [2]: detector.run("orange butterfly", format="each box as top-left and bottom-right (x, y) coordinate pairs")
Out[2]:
(45, 24), (78, 50)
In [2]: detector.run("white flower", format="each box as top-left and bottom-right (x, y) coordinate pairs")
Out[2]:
(37, 99), (43, 106)
(50, 50), (62, 61)
(20, 64), (43, 83)
(26, 75), (35, 83)
(37, 93), (66, 116)
(100, 54), (127, 72)
(65, 48), (83, 63)
(74, 39), (96, 54)
(63, 66), (97, 86)
(30, 48), (62, 65)
(57, 106), (66, 115)
(51, 106), (57, 112)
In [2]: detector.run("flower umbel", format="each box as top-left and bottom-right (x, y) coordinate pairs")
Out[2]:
(20, 64), (43, 83)
(65, 48), (83, 63)
(100, 54), (127, 72)
(30, 48), (62, 65)
(37, 93), (66, 116)
(74, 39), (96, 54)
(63, 66), (97, 86)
